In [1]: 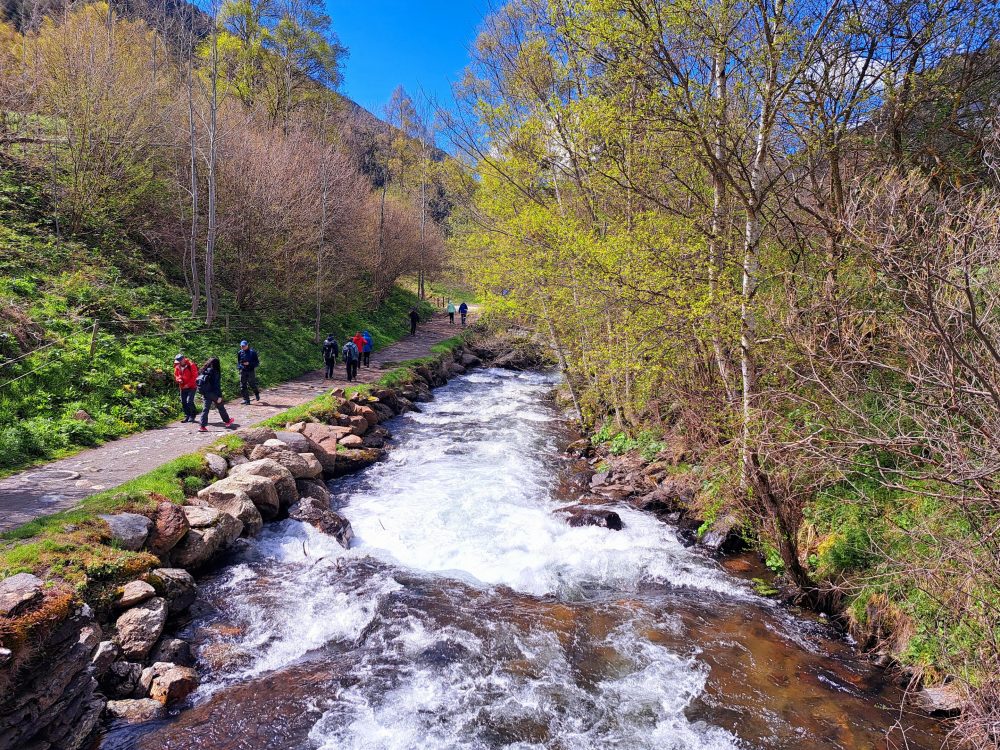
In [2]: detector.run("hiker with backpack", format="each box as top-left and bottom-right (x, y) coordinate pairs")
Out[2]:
(459, 301), (469, 327)
(173, 354), (199, 423)
(322, 334), (339, 378)
(237, 340), (260, 405)
(361, 330), (374, 368)
(342, 339), (360, 381)
(196, 356), (235, 432)
(447, 300), (456, 325)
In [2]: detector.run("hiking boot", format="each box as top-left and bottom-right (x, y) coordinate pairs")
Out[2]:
(241, 400), (251, 405)
(255, 394), (260, 401)
(225, 418), (236, 428)
(198, 426), (208, 432)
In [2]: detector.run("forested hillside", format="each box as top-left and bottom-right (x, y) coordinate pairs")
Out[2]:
(0, 0), (446, 473)
(451, 1), (1000, 744)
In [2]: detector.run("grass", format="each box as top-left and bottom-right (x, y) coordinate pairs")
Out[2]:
(0, 165), (432, 476)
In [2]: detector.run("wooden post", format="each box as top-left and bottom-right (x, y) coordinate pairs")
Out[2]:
(89, 322), (99, 357)
(225, 314), (230, 333)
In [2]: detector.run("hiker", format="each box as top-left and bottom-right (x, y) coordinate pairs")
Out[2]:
(409, 308), (419, 336)
(447, 300), (456, 325)
(459, 301), (469, 327)
(342, 338), (360, 381)
(361, 330), (374, 368)
(173, 354), (199, 423)
(196, 356), (235, 432)
(322, 334), (339, 378)
(237, 339), (260, 405)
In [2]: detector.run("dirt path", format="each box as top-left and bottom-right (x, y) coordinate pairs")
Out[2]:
(0, 313), (470, 532)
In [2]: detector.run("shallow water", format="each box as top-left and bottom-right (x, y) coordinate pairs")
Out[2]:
(101, 369), (947, 750)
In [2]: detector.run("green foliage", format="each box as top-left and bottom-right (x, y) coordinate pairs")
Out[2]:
(591, 423), (665, 461)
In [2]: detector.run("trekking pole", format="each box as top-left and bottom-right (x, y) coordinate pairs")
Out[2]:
(89, 321), (99, 357)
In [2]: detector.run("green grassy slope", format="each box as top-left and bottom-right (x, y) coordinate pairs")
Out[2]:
(0, 163), (431, 475)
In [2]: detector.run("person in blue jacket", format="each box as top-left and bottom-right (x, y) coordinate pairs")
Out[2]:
(237, 340), (260, 405)
(197, 356), (235, 432)
(361, 330), (374, 368)
(459, 301), (469, 327)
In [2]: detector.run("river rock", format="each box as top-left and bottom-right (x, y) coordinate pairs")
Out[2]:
(371, 401), (396, 422)
(339, 434), (364, 448)
(150, 665), (199, 704)
(556, 505), (624, 531)
(139, 661), (175, 695)
(295, 478), (331, 504)
(150, 637), (194, 667)
(182, 505), (220, 528)
(229, 458), (298, 508)
(114, 597), (168, 659)
(589, 471), (610, 489)
(92, 641), (120, 676)
(117, 580), (156, 608)
(102, 660), (144, 699)
(105, 698), (166, 723)
(0, 572), (43, 616)
(362, 426), (391, 449)
(288, 497), (354, 548)
(100, 513), (152, 551)
(204, 452), (229, 479)
(297, 452), (323, 478)
(248, 444), (316, 479)
(332, 448), (383, 477)
(197, 486), (263, 537)
(201, 472), (280, 519)
(146, 501), (190, 556)
(170, 512), (242, 569)
(234, 426), (277, 448)
(274, 430), (312, 452)
(699, 514), (745, 554)
(461, 352), (481, 368)
(916, 684), (965, 716)
(344, 415), (369, 436)
(356, 404), (379, 426)
(145, 568), (197, 613)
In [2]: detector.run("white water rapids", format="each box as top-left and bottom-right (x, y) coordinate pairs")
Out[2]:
(102, 369), (948, 750)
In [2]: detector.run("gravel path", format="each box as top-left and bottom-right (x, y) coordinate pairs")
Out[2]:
(0, 313), (469, 532)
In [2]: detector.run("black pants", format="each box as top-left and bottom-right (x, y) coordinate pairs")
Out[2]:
(410, 319), (417, 335)
(449, 312), (454, 324)
(325, 358), (336, 378)
(461, 313), (467, 327)
(362, 351), (370, 367)
(200, 395), (230, 427)
(180, 388), (197, 419)
(240, 369), (259, 402)
(346, 359), (358, 381)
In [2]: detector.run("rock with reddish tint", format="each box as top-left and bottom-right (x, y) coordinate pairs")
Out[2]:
(117, 580), (156, 608)
(233, 426), (277, 448)
(556, 505), (624, 531)
(288, 497), (354, 548)
(355, 405), (379, 426)
(229, 458), (298, 508)
(150, 666), (199, 705)
(139, 661), (175, 695)
(338, 434), (364, 448)
(145, 568), (197, 613)
(115, 597), (168, 659)
(170, 512), (243, 569)
(100, 513), (152, 551)
(332, 448), (383, 477)
(248, 444), (316, 479)
(204, 452), (229, 479)
(146, 501), (189, 556)
(0, 572), (43, 617)
(105, 698), (166, 723)
(345, 415), (369, 436)
(197, 487), (263, 537)
(201, 472), (280, 520)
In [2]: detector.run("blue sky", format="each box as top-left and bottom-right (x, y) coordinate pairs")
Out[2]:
(327, 0), (490, 119)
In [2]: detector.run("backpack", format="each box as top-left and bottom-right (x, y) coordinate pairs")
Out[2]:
(342, 341), (358, 361)
(195, 367), (212, 394)
(323, 340), (337, 359)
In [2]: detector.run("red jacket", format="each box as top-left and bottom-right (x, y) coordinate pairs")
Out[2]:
(352, 334), (366, 353)
(174, 358), (199, 390)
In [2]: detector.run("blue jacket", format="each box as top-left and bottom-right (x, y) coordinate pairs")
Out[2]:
(459, 303), (469, 314)
(237, 347), (259, 372)
(362, 331), (374, 353)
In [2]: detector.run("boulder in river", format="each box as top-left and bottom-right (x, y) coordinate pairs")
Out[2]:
(296, 478), (331, 504)
(362, 426), (391, 449)
(117, 580), (156, 608)
(201, 472), (279, 520)
(699, 514), (745, 554)
(105, 698), (166, 723)
(332, 448), (383, 477)
(170, 512), (243, 569)
(151, 637), (194, 667)
(100, 512), (152, 551)
(288, 496), (354, 548)
(339, 434), (364, 448)
(230, 458), (298, 508)
(555, 505), (624, 531)
(146, 501), (190, 556)
(150, 665), (199, 705)
(915, 684), (966, 716)
(197, 486), (264, 536)
(115, 597), (168, 659)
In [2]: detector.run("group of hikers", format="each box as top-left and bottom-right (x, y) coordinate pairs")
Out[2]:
(174, 303), (467, 430)
(172, 339), (260, 432)
(320, 330), (374, 383)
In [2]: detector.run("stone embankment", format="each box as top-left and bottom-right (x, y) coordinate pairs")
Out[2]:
(0, 341), (491, 750)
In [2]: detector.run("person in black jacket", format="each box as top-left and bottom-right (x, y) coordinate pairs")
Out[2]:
(197, 356), (236, 432)
(459, 301), (469, 327)
(322, 334), (339, 378)
(342, 339), (360, 381)
(237, 340), (260, 404)
(409, 308), (419, 336)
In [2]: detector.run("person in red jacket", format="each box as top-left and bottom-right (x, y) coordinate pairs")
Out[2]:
(173, 354), (199, 423)
(351, 332), (367, 368)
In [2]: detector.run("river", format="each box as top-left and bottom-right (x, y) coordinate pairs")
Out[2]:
(100, 368), (947, 750)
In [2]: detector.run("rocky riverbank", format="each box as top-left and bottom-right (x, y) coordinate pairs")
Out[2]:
(0, 338), (503, 750)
